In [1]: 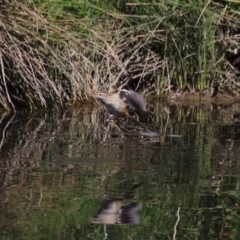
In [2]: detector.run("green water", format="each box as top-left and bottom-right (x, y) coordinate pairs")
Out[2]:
(0, 104), (240, 239)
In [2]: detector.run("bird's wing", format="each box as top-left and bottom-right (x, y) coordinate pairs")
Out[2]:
(119, 89), (147, 111)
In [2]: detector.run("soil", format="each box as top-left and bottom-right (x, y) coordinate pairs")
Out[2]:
(164, 91), (240, 106)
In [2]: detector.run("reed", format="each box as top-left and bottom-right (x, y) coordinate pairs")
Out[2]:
(0, 0), (239, 110)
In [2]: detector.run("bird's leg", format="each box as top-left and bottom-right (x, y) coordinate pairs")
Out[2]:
(107, 114), (116, 121)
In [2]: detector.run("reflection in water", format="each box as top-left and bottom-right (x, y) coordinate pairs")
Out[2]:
(92, 199), (142, 225)
(1, 104), (240, 239)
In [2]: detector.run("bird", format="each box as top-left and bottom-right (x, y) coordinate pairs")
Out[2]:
(95, 85), (147, 128)
(95, 85), (147, 116)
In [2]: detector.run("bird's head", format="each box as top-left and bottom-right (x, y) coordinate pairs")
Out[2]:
(95, 92), (108, 103)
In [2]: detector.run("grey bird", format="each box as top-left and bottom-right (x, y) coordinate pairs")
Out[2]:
(95, 85), (147, 128)
(95, 85), (147, 117)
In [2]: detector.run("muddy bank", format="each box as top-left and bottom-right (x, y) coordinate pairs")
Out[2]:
(162, 91), (240, 106)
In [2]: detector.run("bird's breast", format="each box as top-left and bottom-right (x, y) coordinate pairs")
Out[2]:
(103, 95), (126, 116)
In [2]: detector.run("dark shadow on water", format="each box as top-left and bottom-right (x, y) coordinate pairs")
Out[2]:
(1, 103), (240, 239)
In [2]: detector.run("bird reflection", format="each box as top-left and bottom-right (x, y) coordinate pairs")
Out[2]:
(91, 199), (142, 225)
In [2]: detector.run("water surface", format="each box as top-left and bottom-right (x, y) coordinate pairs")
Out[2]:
(0, 104), (240, 239)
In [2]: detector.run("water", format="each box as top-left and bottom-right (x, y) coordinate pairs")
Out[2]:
(0, 104), (240, 239)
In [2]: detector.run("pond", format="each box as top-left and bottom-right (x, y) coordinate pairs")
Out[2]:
(0, 102), (240, 239)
